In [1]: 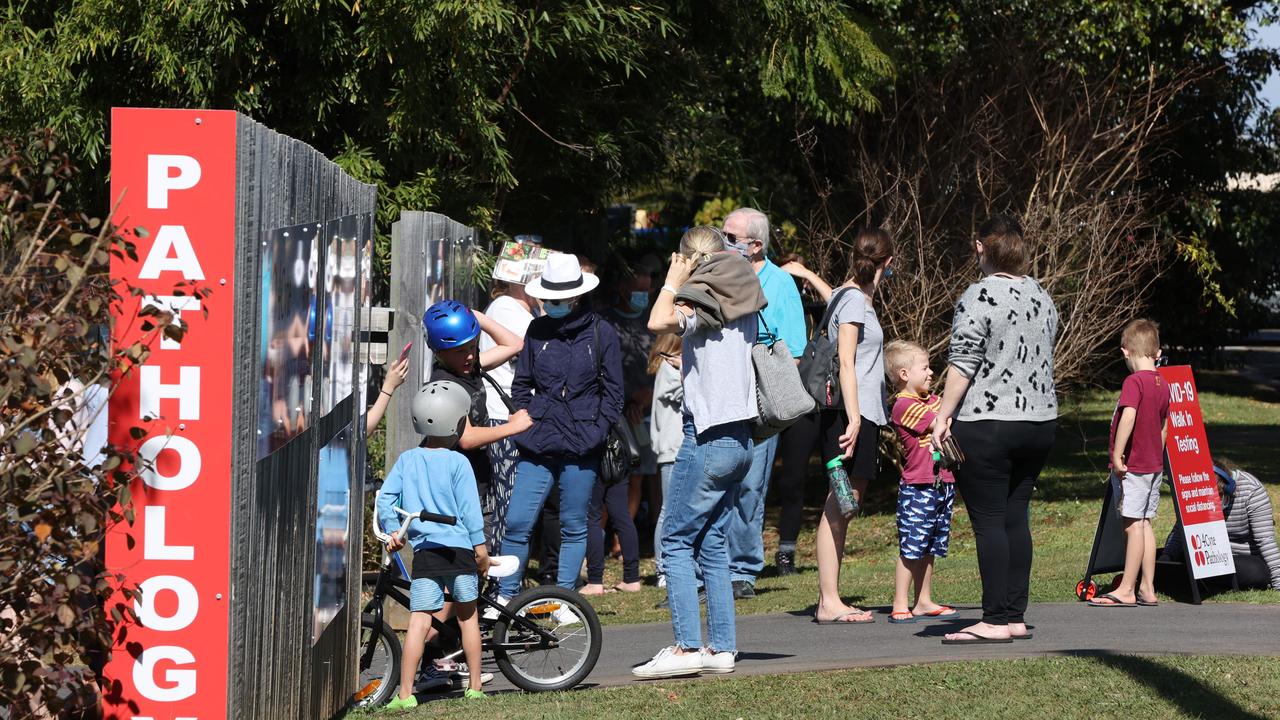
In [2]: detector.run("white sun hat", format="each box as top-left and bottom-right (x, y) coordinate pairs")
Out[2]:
(525, 252), (600, 300)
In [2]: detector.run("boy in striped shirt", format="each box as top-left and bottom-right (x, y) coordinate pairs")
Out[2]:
(885, 340), (957, 624)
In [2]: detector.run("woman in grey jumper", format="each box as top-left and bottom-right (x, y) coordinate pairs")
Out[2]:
(932, 215), (1059, 644)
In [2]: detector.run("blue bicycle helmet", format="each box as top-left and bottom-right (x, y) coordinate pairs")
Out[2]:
(423, 300), (480, 350)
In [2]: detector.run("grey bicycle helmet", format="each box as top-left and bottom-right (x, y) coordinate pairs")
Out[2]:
(411, 380), (471, 438)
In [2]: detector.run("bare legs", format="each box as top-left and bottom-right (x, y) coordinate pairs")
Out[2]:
(397, 606), (451, 701)
(814, 490), (872, 622)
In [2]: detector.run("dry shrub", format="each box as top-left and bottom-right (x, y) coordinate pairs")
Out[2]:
(797, 64), (1188, 389)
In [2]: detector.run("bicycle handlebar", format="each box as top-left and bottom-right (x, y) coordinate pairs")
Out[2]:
(369, 503), (460, 545)
(416, 510), (457, 526)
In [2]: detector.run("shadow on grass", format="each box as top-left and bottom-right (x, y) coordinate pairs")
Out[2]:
(1087, 652), (1271, 720)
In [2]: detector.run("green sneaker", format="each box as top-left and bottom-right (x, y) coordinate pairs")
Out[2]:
(463, 688), (488, 700)
(383, 694), (419, 711)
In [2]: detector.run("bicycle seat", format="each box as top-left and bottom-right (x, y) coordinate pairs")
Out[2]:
(486, 555), (519, 579)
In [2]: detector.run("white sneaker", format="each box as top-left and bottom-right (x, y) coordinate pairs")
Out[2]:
(699, 648), (735, 674)
(632, 646), (703, 679)
(552, 603), (582, 627)
(481, 595), (509, 621)
(451, 663), (494, 687)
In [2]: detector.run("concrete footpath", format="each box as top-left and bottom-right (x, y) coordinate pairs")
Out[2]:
(484, 601), (1280, 691)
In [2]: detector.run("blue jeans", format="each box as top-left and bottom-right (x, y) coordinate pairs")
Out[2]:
(728, 434), (778, 585)
(661, 419), (753, 653)
(653, 463), (673, 577)
(499, 454), (597, 597)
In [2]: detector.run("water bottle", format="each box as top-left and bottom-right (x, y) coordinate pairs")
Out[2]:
(826, 457), (858, 518)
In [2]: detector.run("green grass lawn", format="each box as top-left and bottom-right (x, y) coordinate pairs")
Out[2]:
(379, 655), (1280, 719)
(576, 390), (1280, 625)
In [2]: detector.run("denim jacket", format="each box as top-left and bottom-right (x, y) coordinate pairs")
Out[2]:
(512, 308), (624, 458)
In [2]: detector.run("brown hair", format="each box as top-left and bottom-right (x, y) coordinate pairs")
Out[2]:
(647, 333), (682, 375)
(489, 279), (513, 300)
(977, 214), (1030, 275)
(884, 339), (927, 389)
(1120, 319), (1160, 358)
(847, 227), (893, 287)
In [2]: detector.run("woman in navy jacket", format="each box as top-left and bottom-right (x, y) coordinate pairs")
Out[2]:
(496, 253), (625, 603)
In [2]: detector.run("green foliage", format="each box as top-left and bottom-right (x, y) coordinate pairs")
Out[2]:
(0, 1), (896, 261)
(756, 0), (894, 122)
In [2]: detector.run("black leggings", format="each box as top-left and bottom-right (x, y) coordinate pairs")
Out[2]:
(952, 419), (1056, 625)
(586, 479), (640, 584)
(776, 411), (822, 547)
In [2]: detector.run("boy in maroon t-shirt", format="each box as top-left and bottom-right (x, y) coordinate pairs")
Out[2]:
(1091, 319), (1171, 608)
(885, 340), (957, 623)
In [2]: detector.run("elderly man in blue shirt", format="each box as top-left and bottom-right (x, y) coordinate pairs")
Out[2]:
(722, 207), (807, 599)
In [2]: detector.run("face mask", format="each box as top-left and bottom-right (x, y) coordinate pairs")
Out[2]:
(629, 290), (649, 311)
(543, 300), (573, 318)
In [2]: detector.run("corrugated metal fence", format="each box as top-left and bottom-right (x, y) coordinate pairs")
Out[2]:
(227, 114), (377, 720)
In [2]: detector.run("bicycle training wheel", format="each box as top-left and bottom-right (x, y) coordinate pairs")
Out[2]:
(491, 585), (602, 692)
(352, 614), (400, 708)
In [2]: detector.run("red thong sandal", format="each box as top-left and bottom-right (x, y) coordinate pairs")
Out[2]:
(913, 605), (958, 618)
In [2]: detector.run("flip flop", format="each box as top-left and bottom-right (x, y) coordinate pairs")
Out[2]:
(888, 611), (917, 624)
(941, 630), (1014, 645)
(1011, 633), (1033, 640)
(1089, 593), (1136, 608)
(813, 610), (875, 625)
(914, 605), (958, 618)
(1136, 595), (1159, 607)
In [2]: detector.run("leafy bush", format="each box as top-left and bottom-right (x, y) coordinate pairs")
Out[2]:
(0, 132), (161, 719)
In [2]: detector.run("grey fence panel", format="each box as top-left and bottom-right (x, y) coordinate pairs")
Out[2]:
(385, 211), (479, 470)
(228, 114), (377, 720)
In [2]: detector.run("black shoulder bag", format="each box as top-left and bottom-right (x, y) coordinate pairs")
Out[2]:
(593, 320), (641, 486)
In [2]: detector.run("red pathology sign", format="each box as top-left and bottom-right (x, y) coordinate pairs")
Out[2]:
(105, 108), (237, 719)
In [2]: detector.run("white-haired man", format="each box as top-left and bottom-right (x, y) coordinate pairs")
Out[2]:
(721, 207), (806, 599)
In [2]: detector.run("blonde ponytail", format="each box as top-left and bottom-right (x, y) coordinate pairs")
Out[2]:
(679, 226), (727, 267)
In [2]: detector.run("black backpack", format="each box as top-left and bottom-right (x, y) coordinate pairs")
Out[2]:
(797, 288), (853, 410)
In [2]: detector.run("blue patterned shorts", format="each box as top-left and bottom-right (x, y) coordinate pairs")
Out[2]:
(896, 483), (956, 560)
(409, 573), (480, 612)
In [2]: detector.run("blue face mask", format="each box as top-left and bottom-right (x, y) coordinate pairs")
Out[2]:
(629, 290), (650, 312)
(543, 300), (573, 318)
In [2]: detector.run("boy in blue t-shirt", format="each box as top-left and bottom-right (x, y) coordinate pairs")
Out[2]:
(377, 381), (490, 707)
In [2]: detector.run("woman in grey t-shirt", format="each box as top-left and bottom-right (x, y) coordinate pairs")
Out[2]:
(814, 228), (893, 624)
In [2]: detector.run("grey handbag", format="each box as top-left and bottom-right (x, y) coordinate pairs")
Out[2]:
(751, 315), (817, 440)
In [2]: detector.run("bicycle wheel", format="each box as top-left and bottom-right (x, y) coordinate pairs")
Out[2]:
(491, 585), (602, 692)
(352, 614), (400, 708)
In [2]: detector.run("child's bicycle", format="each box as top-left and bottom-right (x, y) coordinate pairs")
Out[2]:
(353, 506), (602, 707)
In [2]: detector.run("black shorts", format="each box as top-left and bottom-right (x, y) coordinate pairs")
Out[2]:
(819, 410), (880, 481)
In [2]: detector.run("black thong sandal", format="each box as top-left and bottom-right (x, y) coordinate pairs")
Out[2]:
(941, 630), (1014, 645)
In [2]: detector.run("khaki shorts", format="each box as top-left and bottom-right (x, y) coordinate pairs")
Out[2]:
(1111, 471), (1162, 520)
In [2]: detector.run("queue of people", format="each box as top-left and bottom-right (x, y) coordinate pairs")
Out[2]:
(374, 208), (1275, 686)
